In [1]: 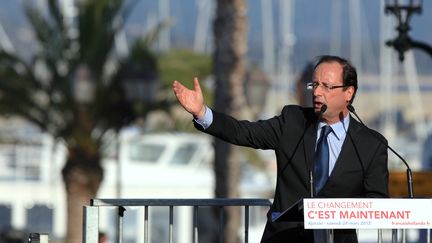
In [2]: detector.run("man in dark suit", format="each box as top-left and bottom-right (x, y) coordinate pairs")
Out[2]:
(173, 55), (389, 243)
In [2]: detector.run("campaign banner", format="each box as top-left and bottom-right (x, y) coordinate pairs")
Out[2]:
(303, 198), (432, 229)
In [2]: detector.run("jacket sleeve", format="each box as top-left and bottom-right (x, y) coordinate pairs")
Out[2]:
(194, 106), (305, 150)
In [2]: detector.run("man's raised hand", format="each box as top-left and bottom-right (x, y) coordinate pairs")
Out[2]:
(172, 77), (206, 118)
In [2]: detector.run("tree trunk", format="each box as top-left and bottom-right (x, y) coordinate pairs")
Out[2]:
(62, 146), (103, 243)
(213, 0), (248, 243)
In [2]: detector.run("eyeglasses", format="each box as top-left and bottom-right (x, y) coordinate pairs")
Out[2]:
(306, 82), (349, 92)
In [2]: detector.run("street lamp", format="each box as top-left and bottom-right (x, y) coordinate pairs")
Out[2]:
(121, 63), (159, 103)
(385, 0), (432, 61)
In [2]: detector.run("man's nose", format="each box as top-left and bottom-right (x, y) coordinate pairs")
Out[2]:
(313, 85), (324, 96)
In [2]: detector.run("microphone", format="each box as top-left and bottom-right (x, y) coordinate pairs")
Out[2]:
(347, 104), (414, 198)
(318, 104), (328, 117)
(310, 104), (328, 197)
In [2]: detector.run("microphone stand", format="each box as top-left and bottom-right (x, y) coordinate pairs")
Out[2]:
(309, 170), (314, 198)
(310, 105), (328, 198)
(348, 104), (414, 243)
(347, 105), (414, 198)
(311, 105), (335, 243)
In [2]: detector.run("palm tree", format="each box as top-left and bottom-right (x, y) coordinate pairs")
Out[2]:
(213, 0), (250, 243)
(0, 1), (166, 242)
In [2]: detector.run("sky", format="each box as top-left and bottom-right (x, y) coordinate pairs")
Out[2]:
(0, 0), (432, 73)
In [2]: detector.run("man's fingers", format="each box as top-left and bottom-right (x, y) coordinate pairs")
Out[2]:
(173, 80), (185, 95)
(193, 77), (202, 93)
(173, 80), (182, 90)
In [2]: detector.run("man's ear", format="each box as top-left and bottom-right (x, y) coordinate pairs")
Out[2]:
(345, 86), (354, 103)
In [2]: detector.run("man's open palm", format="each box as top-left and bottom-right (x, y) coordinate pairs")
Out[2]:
(173, 77), (205, 118)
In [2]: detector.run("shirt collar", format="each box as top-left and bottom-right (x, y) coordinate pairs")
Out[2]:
(318, 114), (350, 140)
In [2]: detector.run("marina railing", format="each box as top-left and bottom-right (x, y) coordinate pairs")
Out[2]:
(83, 198), (272, 243)
(83, 198), (428, 243)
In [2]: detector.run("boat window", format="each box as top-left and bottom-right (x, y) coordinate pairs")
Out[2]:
(169, 143), (198, 165)
(129, 143), (165, 163)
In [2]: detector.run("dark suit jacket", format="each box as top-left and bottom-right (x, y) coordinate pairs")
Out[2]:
(195, 105), (389, 243)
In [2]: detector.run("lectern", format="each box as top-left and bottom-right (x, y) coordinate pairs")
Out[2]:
(303, 198), (432, 243)
(273, 198), (334, 242)
(272, 198), (304, 224)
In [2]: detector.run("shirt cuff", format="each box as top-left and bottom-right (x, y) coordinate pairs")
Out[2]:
(194, 106), (213, 129)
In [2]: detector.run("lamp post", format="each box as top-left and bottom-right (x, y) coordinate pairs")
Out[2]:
(385, 0), (432, 61)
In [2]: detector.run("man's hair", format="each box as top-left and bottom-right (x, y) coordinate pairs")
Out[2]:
(313, 55), (358, 104)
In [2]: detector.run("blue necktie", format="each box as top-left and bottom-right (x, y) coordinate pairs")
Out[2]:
(314, 125), (333, 194)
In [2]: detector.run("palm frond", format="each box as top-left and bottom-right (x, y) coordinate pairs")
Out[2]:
(78, 0), (125, 74)
(25, 6), (64, 59)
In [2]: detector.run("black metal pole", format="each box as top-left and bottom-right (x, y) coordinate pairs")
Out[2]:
(385, 3), (432, 62)
(410, 39), (432, 58)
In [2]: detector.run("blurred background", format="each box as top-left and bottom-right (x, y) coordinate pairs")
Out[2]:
(0, 0), (431, 242)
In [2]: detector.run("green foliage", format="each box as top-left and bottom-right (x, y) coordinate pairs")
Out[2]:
(146, 49), (212, 132)
(159, 49), (213, 102)
(0, 0), (165, 151)
(0, 1), (217, 150)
